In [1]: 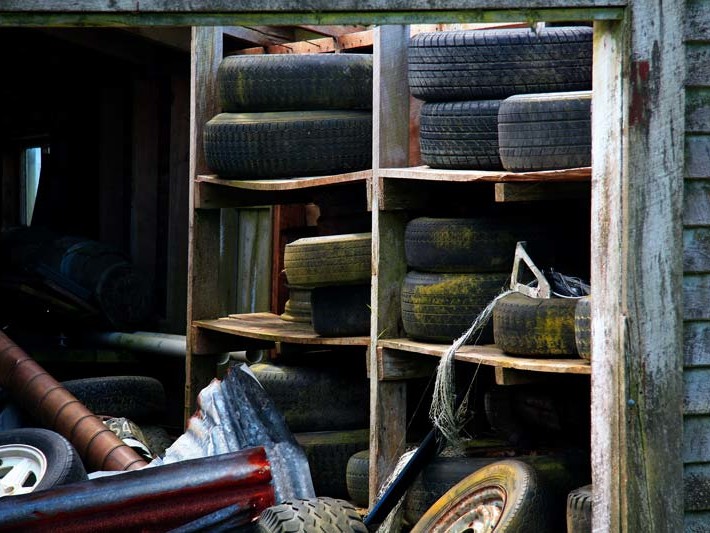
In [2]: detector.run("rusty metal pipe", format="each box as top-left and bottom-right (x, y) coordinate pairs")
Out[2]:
(0, 330), (147, 471)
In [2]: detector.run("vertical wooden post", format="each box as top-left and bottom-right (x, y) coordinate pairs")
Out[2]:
(369, 25), (410, 506)
(186, 26), (223, 422)
(591, 3), (684, 530)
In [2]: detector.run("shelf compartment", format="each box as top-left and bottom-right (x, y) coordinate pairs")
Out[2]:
(195, 170), (372, 208)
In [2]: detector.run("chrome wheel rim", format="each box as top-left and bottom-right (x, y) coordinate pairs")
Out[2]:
(0, 444), (48, 497)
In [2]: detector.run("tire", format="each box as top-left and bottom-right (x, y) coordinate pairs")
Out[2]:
(0, 428), (87, 495)
(411, 460), (545, 532)
(218, 53), (372, 112)
(62, 376), (166, 422)
(280, 286), (312, 324)
(346, 450), (370, 507)
(284, 233), (371, 287)
(140, 425), (174, 458)
(204, 111), (372, 179)
(311, 285), (370, 337)
(401, 271), (509, 342)
(484, 385), (527, 445)
(250, 364), (368, 432)
(257, 497), (367, 532)
(404, 217), (550, 273)
(493, 292), (578, 356)
(408, 27), (592, 102)
(419, 100), (503, 170)
(295, 429), (369, 499)
(498, 91), (592, 171)
(575, 297), (591, 361)
(567, 485), (592, 533)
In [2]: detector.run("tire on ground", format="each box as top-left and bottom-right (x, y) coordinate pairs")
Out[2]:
(498, 91), (592, 171)
(204, 111), (372, 179)
(311, 284), (370, 337)
(0, 428), (87, 494)
(401, 271), (509, 342)
(575, 297), (591, 360)
(284, 233), (371, 287)
(218, 53), (373, 112)
(419, 100), (502, 170)
(408, 27), (592, 102)
(250, 363), (368, 432)
(567, 484), (592, 533)
(257, 497), (367, 532)
(295, 429), (369, 499)
(493, 292), (578, 356)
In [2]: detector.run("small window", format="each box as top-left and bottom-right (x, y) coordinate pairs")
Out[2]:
(21, 146), (45, 225)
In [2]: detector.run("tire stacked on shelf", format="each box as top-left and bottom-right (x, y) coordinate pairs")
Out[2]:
(204, 53), (373, 179)
(408, 26), (593, 171)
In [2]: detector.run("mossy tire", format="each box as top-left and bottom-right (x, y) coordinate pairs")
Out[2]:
(311, 284), (370, 337)
(204, 111), (372, 179)
(258, 497), (367, 532)
(567, 485), (592, 533)
(401, 271), (508, 342)
(575, 297), (591, 361)
(345, 450), (370, 507)
(284, 233), (371, 287)
(493, 292), (578, 356)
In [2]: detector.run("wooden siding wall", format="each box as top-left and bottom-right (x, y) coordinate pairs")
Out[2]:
(685, 1), (710, 529)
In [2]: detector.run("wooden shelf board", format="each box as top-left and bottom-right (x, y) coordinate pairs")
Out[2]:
(197, 170), (371, 191)
(378, 166), (591, 183)
(378, 338), (591, 375)
(195, 312), (370, 346)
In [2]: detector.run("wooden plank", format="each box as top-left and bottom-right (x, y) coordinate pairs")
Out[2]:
(685, 511), (710, 531)
(684, 416), (710, 464)
(379, 165), (591, 183)
(684, 180), (710, 226)
(197, 171), (371, 192)
(686, 135), (710, 178)
(222, 25), (292, 46)
(684, 228), (710, 272)
(684, 368), (710, 416)
(684, 464), (710, 512)
(191, 324), (272, 354)
(684, 321), (710, 367)
(686, 44), (710, 87)
(590, 10), (685, 532)
(685, 0), (710, 42)
(494, 366), (558, 385)
(236, 208), (272, 314)
(234, 30), (374, 54)
(494, 181), (591, 202)
(686, 88), (710, 134)
(377, 347), (437, 380)
(684, 274), (710, 320)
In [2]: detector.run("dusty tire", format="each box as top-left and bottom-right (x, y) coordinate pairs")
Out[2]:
(295, 430), (369, 499)
(419, 100), (502, 170)
(408, 27), (592, 102)
(401, 271), (508, 342)
(346, 450), (370, 507)
(311, 285), (370, 337)
(250, 364), (368, 432)
(575, 297), (591, 360)
(257, 497), (367, 532)
(284, 233), (371, 287)
(498, 91), (592, 171)
(493, 292), (578, 356)
(62, 376), (166, 422)
(204, 111), (372, 179)
(280, 286), (312, 323)
(0, 428), (87, 495)
(567, 485), (592, 533)
(411, 460), (545, 532)
(218, 53), (372, 112)
(140, 425), (174, 458)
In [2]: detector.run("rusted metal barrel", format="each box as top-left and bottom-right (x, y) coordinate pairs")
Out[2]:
(0, 330), (147, 471)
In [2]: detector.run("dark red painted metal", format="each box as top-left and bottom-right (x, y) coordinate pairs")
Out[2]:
(0, 447), (274, 532)
(0, 330), (147, 471)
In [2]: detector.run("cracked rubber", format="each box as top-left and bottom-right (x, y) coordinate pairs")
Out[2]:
(257, 497), (367, 532)
(566, 485), (592, 533)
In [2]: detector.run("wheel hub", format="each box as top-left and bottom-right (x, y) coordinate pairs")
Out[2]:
(0, 444), (48, 497)
(437, 486), (506, 533)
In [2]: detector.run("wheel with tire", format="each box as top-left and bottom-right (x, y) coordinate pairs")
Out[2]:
(0, 428), (87, 497)
(311, 284), (370, 337)
(419, 100), (503, 170)
(498, 91), (592, 171)
(408, 27), (592, 102)
(218, 53), (372, 112)
(575, 297), (591, 360)
(346, 450), (370, 507)
(493, 292), (578, 356)
(62, 376), (166, 422)
(567, 485), (592, 533)
(401, 271), (509, 342)
(257, 497), (367, 532)
(284, 233), (371, 287)
(204, 111), (372, 179)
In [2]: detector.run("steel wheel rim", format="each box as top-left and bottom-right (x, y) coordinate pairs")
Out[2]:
(0, 444), (48, 497)
(436, 486), (506, 533)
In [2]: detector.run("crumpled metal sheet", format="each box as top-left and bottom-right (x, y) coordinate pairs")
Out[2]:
(154, 364), (314, 503)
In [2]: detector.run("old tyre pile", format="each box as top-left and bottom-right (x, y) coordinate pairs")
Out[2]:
(204, 54), (373, 179)
(408, 26), (592, 171)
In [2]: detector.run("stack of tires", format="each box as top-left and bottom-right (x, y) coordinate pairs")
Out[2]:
(408, 26), (593, 172)
(203, 53), (373, 179)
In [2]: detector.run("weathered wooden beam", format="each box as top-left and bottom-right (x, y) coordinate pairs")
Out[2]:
(296, 24), (367, 37)
(233, 29), (373, 55)
(222, 25), (293, 46)
(377, 348), (437, 381)
(494, 181), (590, 202)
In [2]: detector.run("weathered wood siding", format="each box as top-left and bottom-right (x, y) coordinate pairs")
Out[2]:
(686, 1), (710, 528)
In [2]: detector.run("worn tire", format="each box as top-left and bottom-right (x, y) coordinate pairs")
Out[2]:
(567, 485), (592, 533)
(218, 53), (372, 112)
(401, 271), (508, 342)
(419, 100), (502, 170)
(346, 450), (370, 507)
(311, 285), (370, 337)
(140, 425), (174, 458)
(204, 111), (372, 179)
(0, 428), (87, 494)
(284, 233), (371, 287)
(295, 430), (369, 499)
(250, 364), (368, 432)
(498, 91), (592, 171)
(62, 376), (166, 422)
(404, 217), (549, 273)
(408, 27), (592, 102)
(575, 297), (591, 361)
(493, 292), (578, 356)
(280, 286), (312, 323)
(258, 497), (367, 532)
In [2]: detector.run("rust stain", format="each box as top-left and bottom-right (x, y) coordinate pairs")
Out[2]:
(630, 60), (651, 127)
